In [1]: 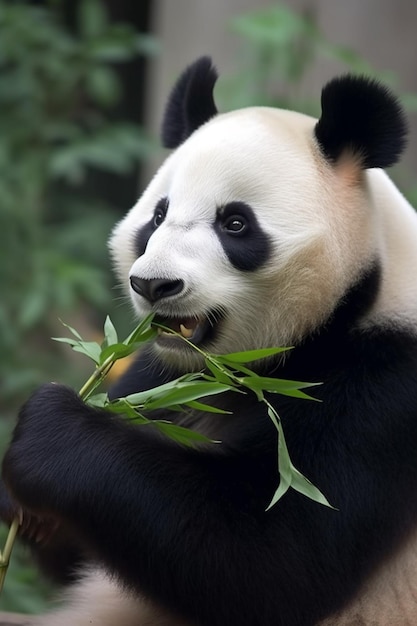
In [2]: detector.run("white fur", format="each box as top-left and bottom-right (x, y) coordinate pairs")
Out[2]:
(34, 549), (417, 626)
(33, 568), (189, 626)
(363, 169), (417, 322)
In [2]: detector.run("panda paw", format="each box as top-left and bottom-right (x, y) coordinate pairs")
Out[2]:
(1, 383), (95, 515)
(0, 478), (20, 526)
(0, 478), (60, 544)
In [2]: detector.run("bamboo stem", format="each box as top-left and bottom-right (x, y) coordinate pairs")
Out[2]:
(0, 518), (19, 593)
(78, 355), (114, 399)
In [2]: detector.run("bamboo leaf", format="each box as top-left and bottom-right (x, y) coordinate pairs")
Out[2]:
(289, 467), (335, 509)
(276, 418), (293, 476)
(242, 376), (319, 391)
(220, 361), (260, 377)
(104, 315), (118, 346)
(86, 392), (109, 408)
(54, 321), (105, 365)
(240, 376), (321, 400)
(124, 412), (151, 425)
(99, 342), (138, 364)
(205, 359), (234, 384)
(129, 327), (157, 345)
(105, 398), (141, 418)
(58, 319), (83, 340)
(266, 474), (292, 511)
(72, 341), (102, 364)
(276, 388), (321, 401)
(266, 417), (294, 510)
(52, 336), (80, 347)
(218, 347), (292, 363)
(186, 400), (232, 415)
(152, 421), (216, 447)
(121, 376), (202, 407)
(144, 382), (234, 411)
(266, 415), (333, 510)
(124, 313), (155, 345)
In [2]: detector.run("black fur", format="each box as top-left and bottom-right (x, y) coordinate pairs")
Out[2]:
(214, 201), (272, 271)
(161, 56), (218, 149)
(3, 263), (417, 626)
(315, 75), (408, 168)
(135, 196), (169, 257)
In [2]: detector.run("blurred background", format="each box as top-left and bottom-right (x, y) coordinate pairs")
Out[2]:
(1, 0), (417, 614)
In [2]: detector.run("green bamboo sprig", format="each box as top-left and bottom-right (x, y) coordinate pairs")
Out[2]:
(153, 324), (332, 509)
(0, 313), (157, 595)
(0, 313), (333, 594)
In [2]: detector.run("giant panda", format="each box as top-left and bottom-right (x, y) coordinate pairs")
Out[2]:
(2, 56), (417, 626)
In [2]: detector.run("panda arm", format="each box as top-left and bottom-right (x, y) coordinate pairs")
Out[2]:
(0, 350), (174, 586)
(1, 381), (325, 626)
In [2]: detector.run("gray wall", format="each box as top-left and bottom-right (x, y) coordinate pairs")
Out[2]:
(144, 0), (417, 183)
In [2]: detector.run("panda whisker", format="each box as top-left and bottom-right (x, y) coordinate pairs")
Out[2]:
(206, 308), (224, 328)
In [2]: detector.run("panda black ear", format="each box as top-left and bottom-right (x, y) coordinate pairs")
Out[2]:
(315, 75), (408, 169)
(161, 56), (219, 149)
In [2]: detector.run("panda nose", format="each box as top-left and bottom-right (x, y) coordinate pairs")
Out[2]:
(130, 276), (184, 303)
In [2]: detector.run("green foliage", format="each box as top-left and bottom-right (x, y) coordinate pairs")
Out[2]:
(217, 3), (417, 202)
(218, 4), (417, 118)
(2, 314), (332, 599)
(53, 316), (331, 509)
(0, 0), (158, 611)
(0, 0), (158, 404)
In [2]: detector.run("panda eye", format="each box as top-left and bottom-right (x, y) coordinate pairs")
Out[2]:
(153, 209), (165, 227)
(222, 215), (247, 235)
(153, 200), (168, 227)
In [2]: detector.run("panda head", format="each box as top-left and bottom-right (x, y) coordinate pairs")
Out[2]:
(109, 57), (407, 370)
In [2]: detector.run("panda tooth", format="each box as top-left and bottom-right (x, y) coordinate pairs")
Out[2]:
(180, 324), (194, 339)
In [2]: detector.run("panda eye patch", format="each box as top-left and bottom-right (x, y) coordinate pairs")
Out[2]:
(135, 197), (169, 257)
(214, 201), (271, 271)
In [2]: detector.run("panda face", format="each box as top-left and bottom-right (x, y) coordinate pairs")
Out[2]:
(110, 107), (377, 370)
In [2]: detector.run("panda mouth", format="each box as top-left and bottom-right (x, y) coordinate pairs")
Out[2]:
(152, 314), (215, 346)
